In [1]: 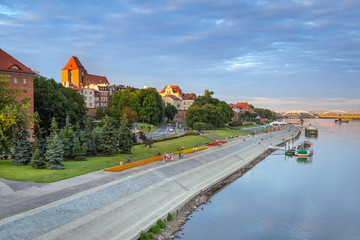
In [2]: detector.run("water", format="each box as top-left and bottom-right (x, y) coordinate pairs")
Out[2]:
(178, 119), (360, 240)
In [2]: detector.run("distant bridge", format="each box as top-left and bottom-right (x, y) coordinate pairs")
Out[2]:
(319, 110), (360, 119)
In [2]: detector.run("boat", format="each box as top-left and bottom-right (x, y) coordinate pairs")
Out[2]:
(335, 119), (349, 123)
(295, 141), (313, 157)
(305, 124), (318, 136)
(285, 140), (296, 156)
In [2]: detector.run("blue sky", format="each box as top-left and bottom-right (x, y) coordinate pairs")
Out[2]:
(1, 0), (359, 111)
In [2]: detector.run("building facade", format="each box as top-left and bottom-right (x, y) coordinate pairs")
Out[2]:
(61, 56), (110, 114)
(0, 49), (35, 136)
(159, 85), (197, 121)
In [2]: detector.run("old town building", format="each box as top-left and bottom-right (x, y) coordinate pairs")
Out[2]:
(230, 102), (255, 121)
(61, 56), (110, 114)
(0, 49), (35, 136)
(159, 85), (197, 121)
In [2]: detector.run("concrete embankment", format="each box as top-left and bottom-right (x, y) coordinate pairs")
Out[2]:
(0, 126), (299, 240)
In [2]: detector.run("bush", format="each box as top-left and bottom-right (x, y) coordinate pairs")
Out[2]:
(97, 120), (105, 128)
(229, 121), (243, 127)
(193, 122), (207, 131)
(140, 232), (147, 240)
(149, 224), (161, 234)
(157, 219), (166, 229)
(185, 131), (200, 136)
(148, 233), (155, 239)
(167, 212), (173, 221)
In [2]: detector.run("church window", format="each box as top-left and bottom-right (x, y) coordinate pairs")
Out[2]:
(23, 79), (26, 85)
(14, 78), (17, 84)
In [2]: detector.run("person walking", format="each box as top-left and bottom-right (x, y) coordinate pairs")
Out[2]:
(128, 156), (133, 163)
(179, 150), (182, 159)
(163, 153), (166, 163)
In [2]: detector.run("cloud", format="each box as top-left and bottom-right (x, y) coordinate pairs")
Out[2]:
(0, 0), (359, 111)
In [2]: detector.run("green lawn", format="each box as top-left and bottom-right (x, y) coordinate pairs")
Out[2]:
(208, 128), (252, 139)
(136, 123), (158, 132)
(0, 135), (215, 183)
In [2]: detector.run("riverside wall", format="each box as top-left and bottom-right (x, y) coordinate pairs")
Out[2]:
(0, 126), (300, 240)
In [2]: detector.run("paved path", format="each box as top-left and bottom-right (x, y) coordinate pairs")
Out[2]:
(0, 126), (299, 240)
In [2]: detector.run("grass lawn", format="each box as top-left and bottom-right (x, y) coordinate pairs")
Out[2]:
(0, 135), (215, 183)
(136, 123), (158, 132)
(208, 128), (252, 139)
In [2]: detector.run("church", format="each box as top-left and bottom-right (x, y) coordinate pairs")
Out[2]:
(61, 56), (110, 114)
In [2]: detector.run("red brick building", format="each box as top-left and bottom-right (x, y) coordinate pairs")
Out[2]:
(61, 56), (110, 114)
(0, 49), (35, 136)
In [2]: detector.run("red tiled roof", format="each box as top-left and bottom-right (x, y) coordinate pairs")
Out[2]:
(182, 93), (197, 100)
(163, 94), (181, 101)
(0, 49), (35, 74)
(87, 74), (109, 85)
(229, 104), (241, 109)
(237, 102), (249, 109)
(160, 85), (182, 95)
(62, 56), (86, 71)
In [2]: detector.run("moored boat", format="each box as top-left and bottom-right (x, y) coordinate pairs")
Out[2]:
(305, 124), (318, 136)
(295, 141), (313, 157)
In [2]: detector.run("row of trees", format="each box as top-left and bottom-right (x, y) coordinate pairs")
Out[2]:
(12, 115), (134, 170)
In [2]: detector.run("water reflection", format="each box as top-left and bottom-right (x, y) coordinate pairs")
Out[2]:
(296, 156), (313, 164)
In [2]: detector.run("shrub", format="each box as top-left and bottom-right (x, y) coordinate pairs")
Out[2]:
(193, 122), (207, 131)
(140, 232), (147, 240)
(157, 219), (166, 229)
(148, 233), (155, 239)
(149, 224), (161, 234)
(167, 212), (173, 221)
(185, 131), (200, 136)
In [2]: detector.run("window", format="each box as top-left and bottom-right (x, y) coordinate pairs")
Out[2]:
(90, 91), (92, 95)
(14, 78), (17, 84)
(84, 97), (87, 100)
(84, 91), (87, 94)
(23, 79), (26, 85)
(11, 65), (20, 69)
(90, 103), (92, 107)
(90, 96), (92, 100)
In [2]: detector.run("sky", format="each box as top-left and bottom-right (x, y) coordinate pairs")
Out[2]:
(1, 0), (359, 112)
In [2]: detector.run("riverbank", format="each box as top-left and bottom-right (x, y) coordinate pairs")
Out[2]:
(0, 126), (300, 240)
(157, 128), (301, 239)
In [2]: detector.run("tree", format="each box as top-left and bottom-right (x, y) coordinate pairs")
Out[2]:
(109, 87), (140, 120)
(137, 88), (164, 124)
(34, 74), (86, 131)
(164, 104), (178, 122)
(84, 116), (97, 155)
(95, 106), (104, 119)
(118, 116), (133, 154)
(99, 116), (118, 155)
(30, 138), (46, 169)
(44, 117), (64, 169)
(0, 75), (31, 154)
(186, 90), (233, 129)
(120, 106), (138, 124)
(33, 112), (46, 155)
(12, 117), (32, 166)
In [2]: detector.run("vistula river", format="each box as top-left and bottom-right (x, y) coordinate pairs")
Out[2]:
(177, 119), (360, 240)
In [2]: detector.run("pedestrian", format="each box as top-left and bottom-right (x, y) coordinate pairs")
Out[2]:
(179, 150), (182, 159)
(128, 155), (133, 163)
(163, 153), (166, 163)
(181, 150), (184, 159)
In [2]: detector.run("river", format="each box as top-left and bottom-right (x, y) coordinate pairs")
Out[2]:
(177, 119), (360, 240)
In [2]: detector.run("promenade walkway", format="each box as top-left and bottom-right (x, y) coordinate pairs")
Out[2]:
(0, 126), (299, 240)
